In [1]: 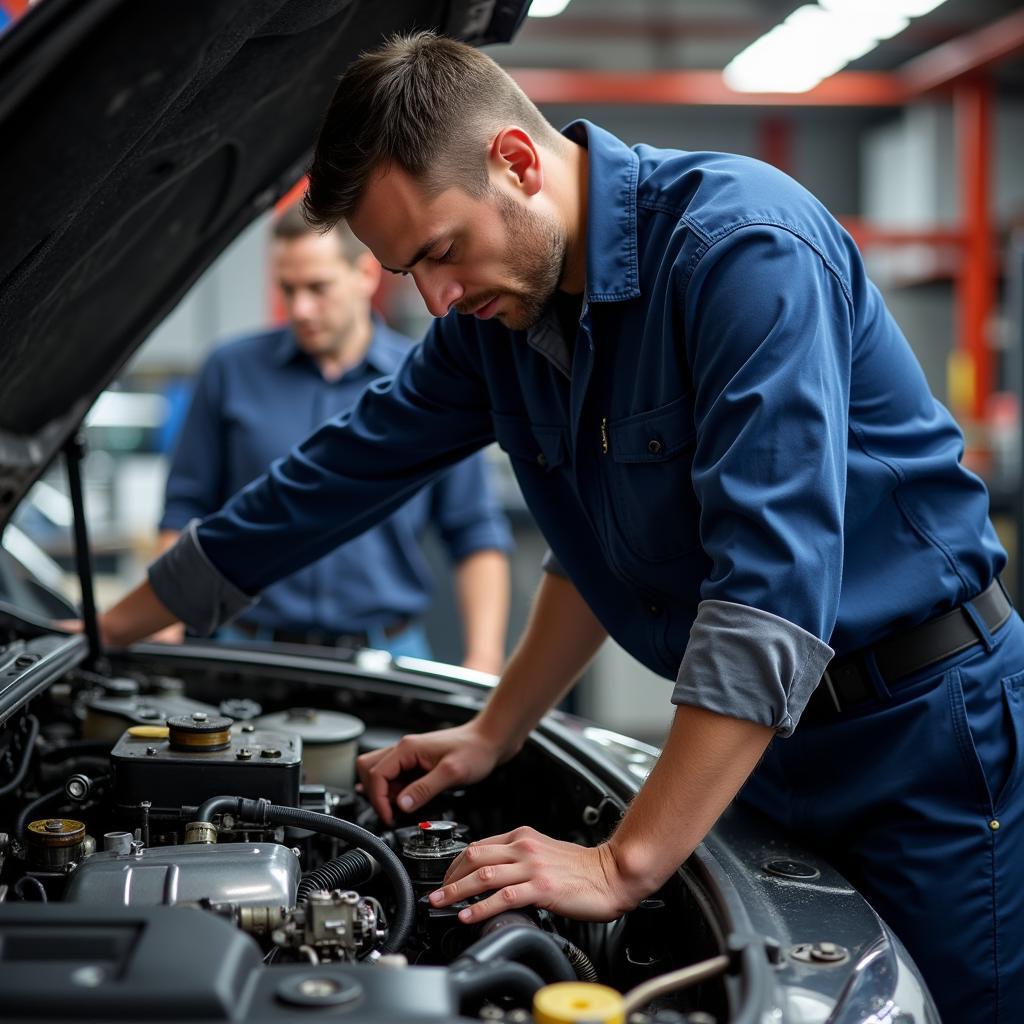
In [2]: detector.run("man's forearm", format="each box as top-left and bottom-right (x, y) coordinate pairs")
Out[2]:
(157, 529), (180, 556)
(101, 579), (179, 647)
(608, 703), (775, 898)
(474, 571), (607, 759)
(454, 549), (510, 674)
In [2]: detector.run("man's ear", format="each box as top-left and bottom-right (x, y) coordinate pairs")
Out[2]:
(355, 251), (382, 297)
(489, 127), (543, 197)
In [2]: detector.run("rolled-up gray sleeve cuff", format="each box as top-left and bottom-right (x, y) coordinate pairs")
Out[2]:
(147, 519), (257, 636)
(541, 549), (569, 578)
(672, 599), (834, 737)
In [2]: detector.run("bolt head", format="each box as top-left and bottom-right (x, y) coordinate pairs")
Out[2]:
(297, 978), (340, 998)
(45, 819), (63, 833)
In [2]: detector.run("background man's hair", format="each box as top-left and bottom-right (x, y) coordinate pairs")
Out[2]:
(272, 201), (367, 262)
(303, 31), (561, 229)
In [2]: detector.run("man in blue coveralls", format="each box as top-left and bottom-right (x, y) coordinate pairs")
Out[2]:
(98, 33), (1022, 1022)
(154, 205), (512, 672)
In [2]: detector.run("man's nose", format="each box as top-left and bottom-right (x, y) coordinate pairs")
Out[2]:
(290, 291), (316, 320)
(418, 273), (463, 319)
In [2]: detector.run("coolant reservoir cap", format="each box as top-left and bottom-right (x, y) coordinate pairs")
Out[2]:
(167, 713), (233, 751)
(533, 982), (625, 1024)
(255, 708), (364, 745)
(27, 818), (86, 848)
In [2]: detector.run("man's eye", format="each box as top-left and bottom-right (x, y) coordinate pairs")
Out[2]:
(435, 244), (454, 264)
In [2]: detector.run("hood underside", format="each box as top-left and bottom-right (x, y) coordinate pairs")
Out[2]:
(0, 0), (526, 526)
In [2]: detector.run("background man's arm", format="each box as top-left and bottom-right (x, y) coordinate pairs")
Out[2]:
(453, 549), (509, 674)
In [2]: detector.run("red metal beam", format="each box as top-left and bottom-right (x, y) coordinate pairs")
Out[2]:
(955, 79), (995, 422)
(757, 116), (793, 174)
(838, 220), (966, 250)
(901, 7), (1024, 95)
(506, 69), (909, 107)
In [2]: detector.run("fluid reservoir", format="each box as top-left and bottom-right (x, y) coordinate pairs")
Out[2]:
(254, 709), (364, 789)
(25, 818), (87, 871)
(397, 820), (468, 894)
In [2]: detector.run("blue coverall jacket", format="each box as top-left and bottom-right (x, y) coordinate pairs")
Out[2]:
(152, 119), (1003, 737)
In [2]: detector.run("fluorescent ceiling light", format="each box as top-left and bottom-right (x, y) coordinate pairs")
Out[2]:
(528, 0), (572, 17)
(724, 0), (947, 93)
(822, 0), (947, 16)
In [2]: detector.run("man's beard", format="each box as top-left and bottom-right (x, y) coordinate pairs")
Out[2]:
(490, 189), (567, 331)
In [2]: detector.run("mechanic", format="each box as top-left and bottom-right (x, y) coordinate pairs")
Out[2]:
(154, 203), (512, 671)
(96, 33), (1022, 1024)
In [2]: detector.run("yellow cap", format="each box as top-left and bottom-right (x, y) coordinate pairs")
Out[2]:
(533, 982), (625, 1024)
(127, 725), (170, 739)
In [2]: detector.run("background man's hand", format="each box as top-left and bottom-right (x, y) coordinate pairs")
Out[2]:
(430, 827), (643, 924)
(356, 720), (509, 826)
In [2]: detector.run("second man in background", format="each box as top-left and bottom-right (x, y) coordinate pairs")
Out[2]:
(156, 205), (512, 670)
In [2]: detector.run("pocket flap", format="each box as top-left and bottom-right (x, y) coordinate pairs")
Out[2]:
(609, 396), (695, 463)
(492, 413), (567, 469)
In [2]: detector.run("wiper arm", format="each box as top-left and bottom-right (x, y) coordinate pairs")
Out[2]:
(64, 434), (101, 669)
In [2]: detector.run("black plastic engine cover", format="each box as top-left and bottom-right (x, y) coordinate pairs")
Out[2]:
(109, 727), (301, 812)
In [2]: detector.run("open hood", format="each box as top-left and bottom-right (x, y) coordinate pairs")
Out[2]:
(0, 0), (528, 527)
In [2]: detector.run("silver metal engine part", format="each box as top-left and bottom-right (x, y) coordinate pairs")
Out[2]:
(63, 841), (300, 910)
(273, 889), (384, 962)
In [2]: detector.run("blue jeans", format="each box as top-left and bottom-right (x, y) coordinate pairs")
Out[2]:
(741, 610), (1024, 1024)
(215, 621), (433, 661)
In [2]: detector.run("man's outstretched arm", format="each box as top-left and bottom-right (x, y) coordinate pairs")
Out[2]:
(357, 569), (608, 824)
(433, 701), (774, 923)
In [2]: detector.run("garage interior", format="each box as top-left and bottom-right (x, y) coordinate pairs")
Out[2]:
(4, 0), (1024, 745)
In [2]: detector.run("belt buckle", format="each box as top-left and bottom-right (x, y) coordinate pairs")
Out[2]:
(820, 668), (843, 714)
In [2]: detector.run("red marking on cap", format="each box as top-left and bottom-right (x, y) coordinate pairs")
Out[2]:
(419, 821), (432, 830)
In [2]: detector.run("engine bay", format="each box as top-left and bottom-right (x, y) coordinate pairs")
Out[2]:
(0, 648), (733, 1023)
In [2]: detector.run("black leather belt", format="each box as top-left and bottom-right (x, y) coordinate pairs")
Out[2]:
(804, 579), (1012, 724)
(232, 618), (412, 649)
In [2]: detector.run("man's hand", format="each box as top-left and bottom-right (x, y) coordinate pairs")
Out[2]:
(356, 721), (510, 826)
(430, 828), (643, 924)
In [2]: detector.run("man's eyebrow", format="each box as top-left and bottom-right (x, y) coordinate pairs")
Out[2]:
(381, 234), (444, 275)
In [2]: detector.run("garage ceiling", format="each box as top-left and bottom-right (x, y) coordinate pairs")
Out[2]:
(489, 0), (1024, 89)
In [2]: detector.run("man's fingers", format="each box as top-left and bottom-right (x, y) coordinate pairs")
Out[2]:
(452, 882), (540, 924)
(429, 861), (526, 908)
(394, 755), (459, 815)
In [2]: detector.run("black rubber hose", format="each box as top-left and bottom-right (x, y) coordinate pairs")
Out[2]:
(448, 960), (546, 1014)
(452, 924), (576, 984)
(15, 772), (112, 841)
(14, 876), (47, 902)
(0, 715), (39, 797)
(552, 934), (600, 982)
(296, 849), (376, 904)
(14, 785), (66, 841)
(191, 796), (414, 955)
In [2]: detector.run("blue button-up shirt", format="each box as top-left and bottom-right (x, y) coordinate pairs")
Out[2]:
(154, 121), (1003, 733)
(159, 322), (512, 633)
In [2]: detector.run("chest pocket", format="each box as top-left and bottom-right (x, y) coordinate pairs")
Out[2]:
(492, 413), (569, 472)
(606, 395), (700, 562)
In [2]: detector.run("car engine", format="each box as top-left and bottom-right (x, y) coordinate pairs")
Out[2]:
(0, 662), (731, 1023)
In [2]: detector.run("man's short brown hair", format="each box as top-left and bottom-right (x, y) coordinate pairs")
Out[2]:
(303, 31), (561, 229)
(272, 202), (367, 262)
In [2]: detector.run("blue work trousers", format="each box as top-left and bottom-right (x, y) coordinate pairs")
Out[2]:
(741, 610), (1024, 1024)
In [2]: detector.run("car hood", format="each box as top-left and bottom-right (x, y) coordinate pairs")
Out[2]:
(0, 0), (527, 528)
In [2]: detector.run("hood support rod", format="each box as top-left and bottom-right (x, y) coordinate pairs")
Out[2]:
(64, 434), (101, 668)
